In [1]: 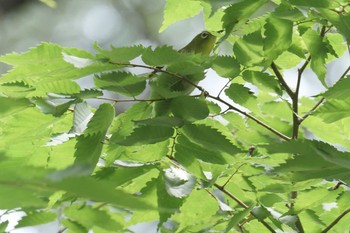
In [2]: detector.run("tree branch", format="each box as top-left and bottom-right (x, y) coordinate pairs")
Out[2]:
(214, 184), (277, 233)
(271, 62), (294, 97)
(321, 207), (350, 233)
(208, 94), (291, 141)
(109, 61), (205, 93)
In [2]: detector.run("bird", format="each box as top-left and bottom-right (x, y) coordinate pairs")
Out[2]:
(149, 31), (217, 116)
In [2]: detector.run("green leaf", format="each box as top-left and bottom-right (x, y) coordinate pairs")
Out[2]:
(33, 98), (76, 117)
(160, 0), (202, 32)
(39, 0), (56, 8)
(181, 124), (240, 155)
(293, 188), (341, 214)
(222, 0), (269, 34)
(171, 96), (209, 122)
(225, 83), (258, 110)
(263, 15), (293, 65)
(71, 89), (103, 99)
(212, 56), (240, 78)
(321, 76), (350, 100)
(62, 219), (87, 233)
(34, 79), (81, 96)
(157, 173), (185, 227)
(175, 135), (228, 164)
(142, 46), (184, 66)
(50, 176), (151, 209)
(16, 211), (57, 228)
(74, 103), (114, 169)
(272, 3), (305, 21)
(318, 9), (350, 42)
(302, 29), (328, 86)
(175, 189), (218, 232)
(113, 125), (174, 146)
(242, 70), (282, 95)
(0, 43), (115, 86)
(264, 140), (350, 183)
(233, 31), (265, 66)
(94, 71), (146, 97)
(314, 99), (350, 123)
(64, 204), (123, 231)
(95, 44), (144, 63)
(134, 116), (185, 127)
(289, 0), (340, 8)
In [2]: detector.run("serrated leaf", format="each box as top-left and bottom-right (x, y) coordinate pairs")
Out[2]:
(157, 173), (184, 227)
(35, 79), (81, 96)
(71, 102), (93, 134)
(318, 9), (350, 42)
(175, 135), (228, 164)
(302, 29), (328, 86)
(233, 31), (265, 66)
(181, 124), (240, 155)
(222, 0), (268, 35)
(171, 96), (209, 122)
(94, 71), (146, 97)
(272, 3), (305, 21)
(71, 88), (103, 99)
(263, 15), (293, 65)
(134, 116), (184, 127)
(314, 99), (350, 123)
(51, 176), (151, 209)
(225, 83), (258, 110)
(264, 140), (350, 183)
(114, 125), (174, 146)
(294, 188), (340, 214)
(62, 219), (87, 233)
(63, 204), (122, 231)
(212, 56), (240, 78)
(74, 103), (114, 169)
(289, 0), (340, 8)
(95, 44), (144, 63)
(242, 70), (282, 95)
(321, 76), (350, 100)
(33, 98), (76, 117)
(141, 46), (184, 66)
(16, 211), (57, 228)
(0, 43), (115, 86)
(160, 0), (202, 32)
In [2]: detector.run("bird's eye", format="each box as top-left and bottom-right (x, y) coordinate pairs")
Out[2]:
(201, 32), (209, 39)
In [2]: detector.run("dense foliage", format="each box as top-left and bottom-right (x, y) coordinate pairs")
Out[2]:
(1, 0), (350, 232)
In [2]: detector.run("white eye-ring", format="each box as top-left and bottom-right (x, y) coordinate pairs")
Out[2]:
(201, 32), (209, 39)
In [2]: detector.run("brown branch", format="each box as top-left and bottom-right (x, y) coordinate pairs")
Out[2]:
(214, 184), (276, 233)
(321, 207), (350, 233)
(208, 94), (291, 141)
(271, 62), (294, 97)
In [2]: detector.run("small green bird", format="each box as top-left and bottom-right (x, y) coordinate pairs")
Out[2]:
(150, 31), (217, 115)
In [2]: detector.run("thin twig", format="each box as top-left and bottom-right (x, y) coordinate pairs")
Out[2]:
(321, 207), (350, 233)
(110, 61), (205, 93)
(208, 94), (291, 141)
(300, 64), (350, 123)
(217, 79), (233, 98)
(221, 163), (246, 188)
(300, 97), (325, 122)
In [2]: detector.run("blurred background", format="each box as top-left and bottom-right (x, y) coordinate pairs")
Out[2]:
(0, 0), (349, 232)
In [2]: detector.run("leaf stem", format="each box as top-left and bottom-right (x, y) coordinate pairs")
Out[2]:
(208, 94), (291, 141)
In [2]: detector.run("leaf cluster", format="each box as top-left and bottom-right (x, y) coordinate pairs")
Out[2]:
(1, 0), (350, 232)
